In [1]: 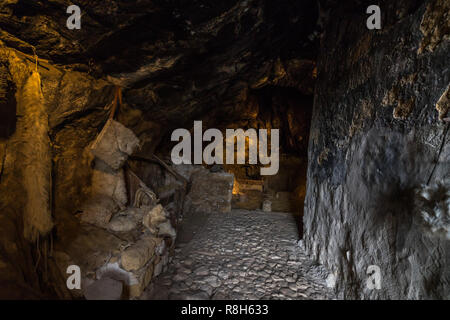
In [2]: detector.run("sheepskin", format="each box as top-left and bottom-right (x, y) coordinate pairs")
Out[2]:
(18, 71), (53, 241)
(414, 180), (450, 240)
(78, 159), (127, 228)
(90, 119), (140, 170)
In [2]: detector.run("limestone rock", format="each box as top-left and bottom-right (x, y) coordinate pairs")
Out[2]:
(304, 2), (450, 299)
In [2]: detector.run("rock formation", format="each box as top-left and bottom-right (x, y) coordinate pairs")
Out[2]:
(304, 0), (449, 299)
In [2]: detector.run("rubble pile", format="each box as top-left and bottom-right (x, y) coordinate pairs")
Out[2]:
(54, 120), (176, 299)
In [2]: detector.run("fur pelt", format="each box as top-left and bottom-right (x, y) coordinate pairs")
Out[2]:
(414, 180), (450, 240)
(18, 71), (53, 241)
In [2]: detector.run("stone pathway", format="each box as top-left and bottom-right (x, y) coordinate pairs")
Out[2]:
(143, 209), (334, 300)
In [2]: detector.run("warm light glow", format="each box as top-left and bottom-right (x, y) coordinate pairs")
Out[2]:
(232, 180), (239, 195)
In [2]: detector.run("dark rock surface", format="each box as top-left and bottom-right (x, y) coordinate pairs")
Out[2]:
(304, 0), (449, 299)
(0, 0), (319, 129)
(0, 0), (320, 298)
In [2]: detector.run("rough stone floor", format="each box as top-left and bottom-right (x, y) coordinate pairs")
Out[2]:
(143, 209), (334, 300)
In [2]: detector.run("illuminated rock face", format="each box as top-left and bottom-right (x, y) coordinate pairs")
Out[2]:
(304, 1), (449, 299)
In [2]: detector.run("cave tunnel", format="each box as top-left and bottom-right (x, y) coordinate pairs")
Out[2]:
(0, 0), (448, 303)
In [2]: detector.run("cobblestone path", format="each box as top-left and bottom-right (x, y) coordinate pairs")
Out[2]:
(144, 210), (334, 300)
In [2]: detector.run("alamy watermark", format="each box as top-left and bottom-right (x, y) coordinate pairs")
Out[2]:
(366, 5), (381, 30)
(65, 5), (381, 31)
(66, 265), (81, 290)
(171, 121), (279, 175)
(366, 265), (382, 290)
(66, 5), (381, 31)
(66, 5), (81, 30)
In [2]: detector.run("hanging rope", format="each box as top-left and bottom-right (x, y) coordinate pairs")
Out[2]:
(31, 46), (38, 72)
(109, 86), (123, 120)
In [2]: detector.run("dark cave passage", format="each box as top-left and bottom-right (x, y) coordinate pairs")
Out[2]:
(0, 0), (448, 301)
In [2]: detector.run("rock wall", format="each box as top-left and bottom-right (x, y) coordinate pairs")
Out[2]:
(304, 0), (449, 299)
(184, 166), (234, 214)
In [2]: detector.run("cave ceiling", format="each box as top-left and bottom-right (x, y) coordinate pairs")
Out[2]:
(0, 0), (321, 130)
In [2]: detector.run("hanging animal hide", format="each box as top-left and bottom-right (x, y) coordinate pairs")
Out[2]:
(18, 71), (53, 242)
(414, 181), (450, 240)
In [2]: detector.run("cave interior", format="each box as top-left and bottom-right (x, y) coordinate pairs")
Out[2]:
(0, 0), (448, 300)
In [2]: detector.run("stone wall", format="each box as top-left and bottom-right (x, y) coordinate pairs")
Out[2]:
(304, 0), (449, 299)
(183, 166), (234, 214)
